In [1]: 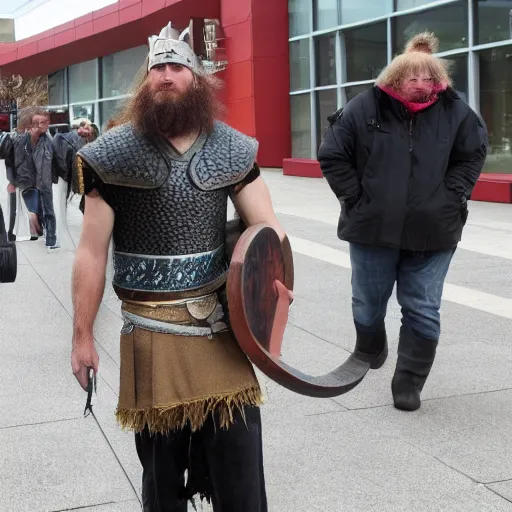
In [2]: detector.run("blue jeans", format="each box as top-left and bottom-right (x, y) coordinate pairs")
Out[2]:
(350, 243), (455, 341)
(22, 188), (40, 214)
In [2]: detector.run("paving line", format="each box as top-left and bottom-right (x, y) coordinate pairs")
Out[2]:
(289, 236), (512, 320)
(276, 208), (512, 261)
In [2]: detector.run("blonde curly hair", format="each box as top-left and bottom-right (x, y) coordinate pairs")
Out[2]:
(404, 31), (439, 54)
(376, 33), (452, 90)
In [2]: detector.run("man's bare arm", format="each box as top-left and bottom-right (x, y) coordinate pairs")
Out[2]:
(231, 176), (286, 240)
(232, 176), (294, 301)
(71, 192), (114, 389)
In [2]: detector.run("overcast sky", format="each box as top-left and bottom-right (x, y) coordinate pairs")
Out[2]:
(2, 0), (118, 40)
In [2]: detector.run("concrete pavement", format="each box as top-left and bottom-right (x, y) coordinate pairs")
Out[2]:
(1, 169), (511, 511)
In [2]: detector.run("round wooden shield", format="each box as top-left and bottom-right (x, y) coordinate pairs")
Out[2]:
(227, 224), (370, 398)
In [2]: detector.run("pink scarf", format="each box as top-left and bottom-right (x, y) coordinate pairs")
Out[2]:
(378, 84), (447, 113)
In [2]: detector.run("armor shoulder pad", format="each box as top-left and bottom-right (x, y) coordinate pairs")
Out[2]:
(189, 121), (259, 191)
(77, 123), (170, 189)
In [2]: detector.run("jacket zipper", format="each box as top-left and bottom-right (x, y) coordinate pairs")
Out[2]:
(406, 116), (414, 209)
(408, 118), (413, 153)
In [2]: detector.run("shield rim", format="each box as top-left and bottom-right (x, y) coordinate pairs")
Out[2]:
(227, 223), (370, 398)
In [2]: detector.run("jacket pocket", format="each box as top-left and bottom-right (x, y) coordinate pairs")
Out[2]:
(339, 191), (381, 243)
(404, 183), (464, 250)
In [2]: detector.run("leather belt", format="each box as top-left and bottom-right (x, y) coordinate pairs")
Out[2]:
(120, 293), (228, 337)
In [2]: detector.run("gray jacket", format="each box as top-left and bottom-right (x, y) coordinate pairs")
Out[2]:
(0, 132), (56, 192)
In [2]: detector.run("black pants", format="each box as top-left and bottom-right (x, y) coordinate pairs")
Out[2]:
(135, 406), (267, 512)
(39, 188), (57, 247)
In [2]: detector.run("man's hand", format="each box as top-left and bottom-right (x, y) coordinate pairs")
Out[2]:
(29, 126), (39, 141)
(7, 183), (15, 194)
(71, 337), (99, 391)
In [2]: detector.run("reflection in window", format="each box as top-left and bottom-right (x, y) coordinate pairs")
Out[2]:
(68, 59), (98, 104)
(444, 54), (468, 103)
(475, 0), (512, 45)
(291, 94), (312, 159)
(316, 89), (338, 150)
(343, 22), (387, 83)
(395, 0), (436, 11)
(289, 0), (311, 37)
(100, 99), (126, 132)
(48, 108), (70, 129)
(102, 46), (148, 98)
(393, 1), (468, 54)
(315, 34), (337, 87)
(48, 69), (67, 106)
(314, 0), (338, 31)
(341, 0), (392, 25)
(70, 103), (95, 124)
(479, 47), (512, 174)
(290, 39), (311, 92)
(342, 83), (373, 105)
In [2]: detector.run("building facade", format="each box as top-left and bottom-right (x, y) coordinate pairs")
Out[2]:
(0, 0), (291, 169)
(285, 0), (512, 202)
(1, 0), (512, 202)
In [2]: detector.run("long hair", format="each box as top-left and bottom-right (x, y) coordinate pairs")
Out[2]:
(109, 57), (150, 128)
(375, 51), (453, 90)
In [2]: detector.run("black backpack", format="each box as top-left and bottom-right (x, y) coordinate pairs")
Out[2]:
(0, 204), (17, 283)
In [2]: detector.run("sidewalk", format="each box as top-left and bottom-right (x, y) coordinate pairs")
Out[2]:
(1, 170), (512, 511)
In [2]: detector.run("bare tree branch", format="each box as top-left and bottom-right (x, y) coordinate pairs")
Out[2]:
(0, 74), (49, 107)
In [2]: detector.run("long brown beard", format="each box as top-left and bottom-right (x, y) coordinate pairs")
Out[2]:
(129, 74), (224, 139)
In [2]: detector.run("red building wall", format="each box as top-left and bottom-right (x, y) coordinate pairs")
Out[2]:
(221, 0), (291, 166)
(0, 0), (290, 167)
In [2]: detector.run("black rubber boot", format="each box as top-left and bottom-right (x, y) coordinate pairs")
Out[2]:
(391, 371), (427, 411)
(353, 321), (388, 369)
(392, 325), (438, 411)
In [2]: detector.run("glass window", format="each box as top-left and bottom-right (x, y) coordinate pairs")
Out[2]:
(315, 34), (337, 87)
(445, 54), (468, 103)
(342, 22), (387, 84)
(314, 0), (338, 31)
(342, 83), (373, 105)
(70, 103), (95, 124)
(291, 94), (312, 158)
(475, 0), (512, 45)
(102, 45), (147, 98)
(290, 39), (311, 91)
(478, 47), (512, 174)
(99, 99), (126, 132)
(48, 108), (70, 128)
(48, 69), (67, 106)
(0, 19), (15, 43)
(393, 1), (468, 54)
(289, 0), (311, 37)
(341, 0), (392, 25)
(316, 89), (338, 149)
(395, 0), (437, 10)
(68, 59), (98, 104)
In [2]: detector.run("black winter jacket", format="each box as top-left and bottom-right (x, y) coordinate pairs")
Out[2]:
(318, 87), (487, 252)
(53, 131), (87, 194)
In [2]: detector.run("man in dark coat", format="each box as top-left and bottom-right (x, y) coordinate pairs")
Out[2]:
(318, 32), (487, 411)
(53, 118), (98, 198)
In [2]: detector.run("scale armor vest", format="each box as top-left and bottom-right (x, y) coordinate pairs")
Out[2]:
(78, 121), (258, 298)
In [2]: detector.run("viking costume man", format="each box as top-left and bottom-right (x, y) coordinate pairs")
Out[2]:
(71, 22), (291, 511)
